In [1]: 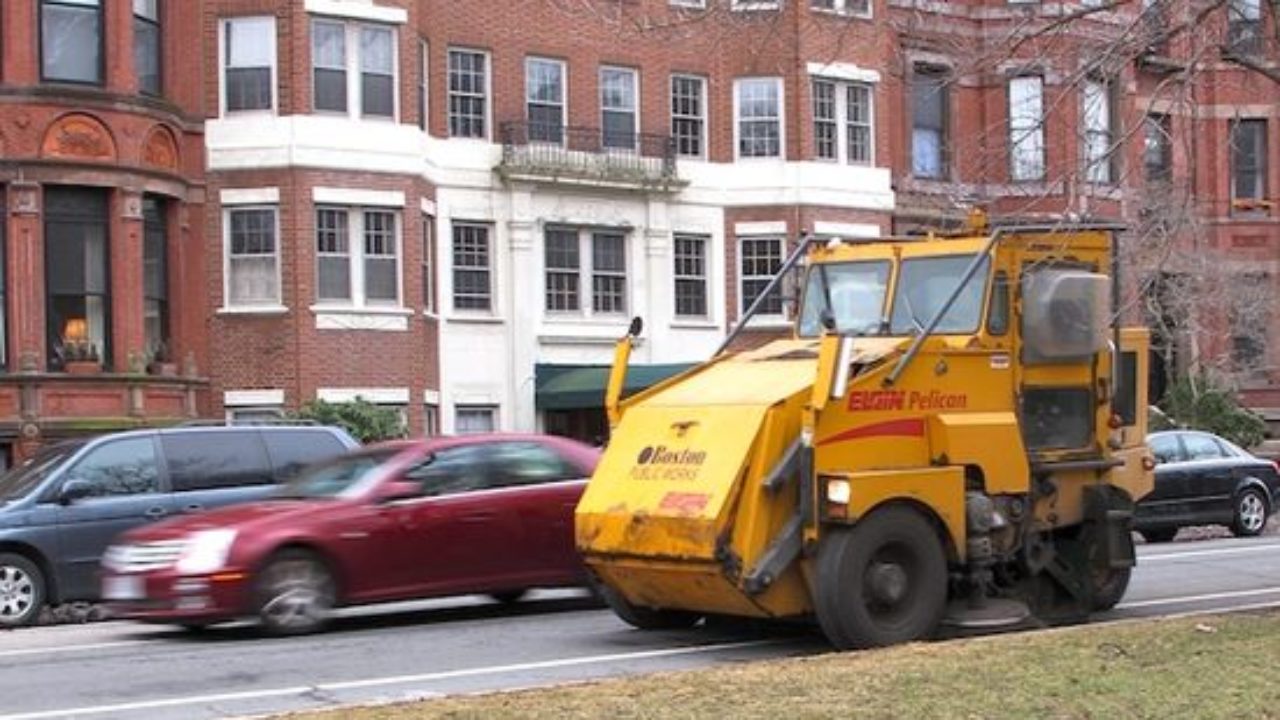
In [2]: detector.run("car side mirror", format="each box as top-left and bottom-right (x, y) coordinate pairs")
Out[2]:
(376, 479), (423, 504)
(58, 479), (93, 505)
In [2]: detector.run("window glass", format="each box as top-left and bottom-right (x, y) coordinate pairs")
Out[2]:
(545, 228), (580, 312)
(1149, 434), (1183, 464)
(1231, 119), (1267, 203)
(737, 78), (781, 158)
(1082, 78), (1114, 183)
(404, 445), (493, 496)
(363, 211), (398, 302)
(0, 441), (85, 501)
(227, 208), (279, 306)
(279, 449), (397, 498)
(64, 437), (159, 497)
(262, 430), (348, 481)
(489, 442), (579, 487)
(225, 17), (274, 112)
(360, 26), (394, 117)
(1009, 76), (1044, 181)
(601, 67), (637, 150)
(526, 58), (565, 143)
(592, 233), (627, 314)
(912, 65), (948, 178)
(1115, 350), (1138, 426)
(798, 260), (890, 337)
(143, 197), (168, 357)
(452, 223), (491, 311)
(133, 0), (161, 95)
(1021, 388), (1093, 450)
(987, 271), (1010, 336)
(45, 188), (110, 371)
(740, 237), (784, 315)
(671, 75), (705, 157)
(312, 20), (347, 112)
(160, 431), (273, 492)
(1182, 434), (1226, 461)
(455, 406), (496, 434)
(448, 49), (487, 138)
(673, 234), (708, 317)
(42, 0), (102, 84)
(890, 254), (988, 334)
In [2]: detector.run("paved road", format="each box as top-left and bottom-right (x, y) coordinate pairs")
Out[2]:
(4, 535), (1280, 720)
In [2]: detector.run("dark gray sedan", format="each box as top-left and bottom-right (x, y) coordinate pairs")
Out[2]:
(1135, 430), (1280, 542)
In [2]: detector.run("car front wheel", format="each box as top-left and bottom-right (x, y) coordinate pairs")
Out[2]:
(255, 550), (336, 636)
(1231, 488), (1269, 538)
(0, 553), (44, 627)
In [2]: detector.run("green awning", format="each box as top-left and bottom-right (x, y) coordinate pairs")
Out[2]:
(535, 363), (694, 410)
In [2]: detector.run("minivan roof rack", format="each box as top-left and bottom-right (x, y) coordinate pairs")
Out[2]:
(175, 418), (322, 428)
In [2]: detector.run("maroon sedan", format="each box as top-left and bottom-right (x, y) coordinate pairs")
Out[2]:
(100, 434), (599, 635)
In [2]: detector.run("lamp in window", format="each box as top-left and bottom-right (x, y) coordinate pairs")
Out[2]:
(61, 317), (100, 371)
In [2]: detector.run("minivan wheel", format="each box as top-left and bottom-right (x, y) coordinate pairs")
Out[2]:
(0, 553), (45, 627)
(255, 550), (335, 636)
(1232, 488), (1269, 538)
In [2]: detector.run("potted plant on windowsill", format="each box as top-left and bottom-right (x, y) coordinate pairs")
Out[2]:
(147, 341), (177, 377)
(63, 339), (102, 375)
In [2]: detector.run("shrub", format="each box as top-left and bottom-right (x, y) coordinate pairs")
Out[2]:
(292, 397), (406, 444)
(1158, 374), (1268, 449)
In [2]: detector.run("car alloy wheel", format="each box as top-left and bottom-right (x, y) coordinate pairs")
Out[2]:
(1233, 489), (1268, 537)
(256, 551), (335, 636)
(0, 554), (43, 627)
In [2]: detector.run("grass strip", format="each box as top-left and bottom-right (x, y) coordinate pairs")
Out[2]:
(288, 609), (1280, 720)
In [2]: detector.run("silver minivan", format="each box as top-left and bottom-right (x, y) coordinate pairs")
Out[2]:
(0, 425), (358, 626)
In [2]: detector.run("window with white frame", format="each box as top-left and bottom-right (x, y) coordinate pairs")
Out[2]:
(527, 57), (565, 144)
(310, 18), (395, 118)
(226, 207), (280, 307)
(452, 222), (492, 311)
(671, 74), (706, 158)
(674, 234), (709, 318)
(1008, 75), (1045, 181)
(1231, 118), (1267, 205)
(544, 228), (628, 316)
(736, 78), (783, 158)
(732, 0), (780, 9)
(1082, 77), (1116, 183)
(670, 0), (706, 7)
(315, 207), (401, 307)
(812, 79), (873, 164)
(601, 66), (638, 150)
(422, 214), (435, 313)
(455, 405), (497, 434)
(739, 237), (784, 316)
(448, 48), (488, 138)
(222, 16), (276, 113)
(810, 0), (871, 16)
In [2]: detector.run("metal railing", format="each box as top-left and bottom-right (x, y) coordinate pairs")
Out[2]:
(498, 121), (680, 188)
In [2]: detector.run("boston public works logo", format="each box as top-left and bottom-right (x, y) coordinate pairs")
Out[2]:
(636, 445), (708, 466)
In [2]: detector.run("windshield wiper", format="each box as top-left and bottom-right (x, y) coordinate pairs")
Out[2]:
(901, 291), (926, 335)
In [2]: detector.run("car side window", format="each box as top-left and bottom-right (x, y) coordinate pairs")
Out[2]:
(1182, 434), (1225, 461)
(160, 431), (273, 492)
(489, 442), (579, 488)
(262, 430), (348, 481)
(62, 438), (160, 498)
(1149, 435), (1183, 465)
(403, 445), (492, 497)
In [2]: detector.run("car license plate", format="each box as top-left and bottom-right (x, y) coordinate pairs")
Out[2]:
(103, 575), (144, 601)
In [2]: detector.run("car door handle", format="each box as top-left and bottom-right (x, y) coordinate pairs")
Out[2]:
(182, 504), (202, 513)
(143, 506), (168, 519)
(461, 512), (496, 523)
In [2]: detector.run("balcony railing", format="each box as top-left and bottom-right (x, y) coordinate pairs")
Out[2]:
(498, 122), (684, 191)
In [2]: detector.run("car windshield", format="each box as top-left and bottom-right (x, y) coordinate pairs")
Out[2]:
(889, 254), (990, 335)
(276, 449), (401, 499)
(797, 260), (892, 337)
(0, 441), (85, 501)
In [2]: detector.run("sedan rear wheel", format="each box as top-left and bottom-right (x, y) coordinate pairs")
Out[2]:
(255, 550), (335, 636)
(0, 553), (44, 627)
(1232, 488), (1269, 538)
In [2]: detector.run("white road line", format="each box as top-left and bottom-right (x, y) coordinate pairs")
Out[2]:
(0, 641), (148, 660)
(1117, 585), (1280, 610)
(0, 639), (781, 720)
(1138, 544), (1280, 562)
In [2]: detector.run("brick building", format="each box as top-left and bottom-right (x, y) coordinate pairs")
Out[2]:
(0, 0), (208, 465)
(5, 0), (1276, 456)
